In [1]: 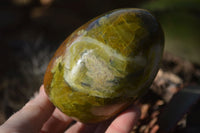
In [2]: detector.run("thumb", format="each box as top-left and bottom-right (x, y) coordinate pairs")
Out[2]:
(0, 85), (55, 133)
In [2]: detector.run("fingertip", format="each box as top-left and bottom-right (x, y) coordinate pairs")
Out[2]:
(39, 85), (44, 93)
(125, 104), (141, 118)
(106, 104), (140, 133)
(28, 85), (52, 109)
(39, 85), (47, 98)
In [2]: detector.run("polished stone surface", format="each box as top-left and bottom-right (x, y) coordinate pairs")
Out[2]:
(44, 8), (164, 123)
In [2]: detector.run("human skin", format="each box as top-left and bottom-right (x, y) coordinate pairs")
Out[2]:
(0, 85), (140, 133)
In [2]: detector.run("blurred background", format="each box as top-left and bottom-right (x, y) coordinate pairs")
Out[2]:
(0, 0), (200, 130)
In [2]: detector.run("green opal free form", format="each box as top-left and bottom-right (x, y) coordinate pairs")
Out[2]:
(44, 8), (164, 123)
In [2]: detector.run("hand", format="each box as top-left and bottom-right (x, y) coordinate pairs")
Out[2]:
(0, 86), (140, 133)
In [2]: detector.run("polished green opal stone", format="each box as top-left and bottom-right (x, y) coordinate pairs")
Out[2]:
(44, 8), (164, 123)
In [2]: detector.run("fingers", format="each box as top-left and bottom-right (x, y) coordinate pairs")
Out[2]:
(65, 104), (140, 133)
(0, 87), (140, 133)
(64, 122), (85, 133)
(105, 105), (140, 133)
(41, 108), (73, 133)
(64, 122), (98, 133)
(93, 119), (113, 133)
(0, 85), (55, 133)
